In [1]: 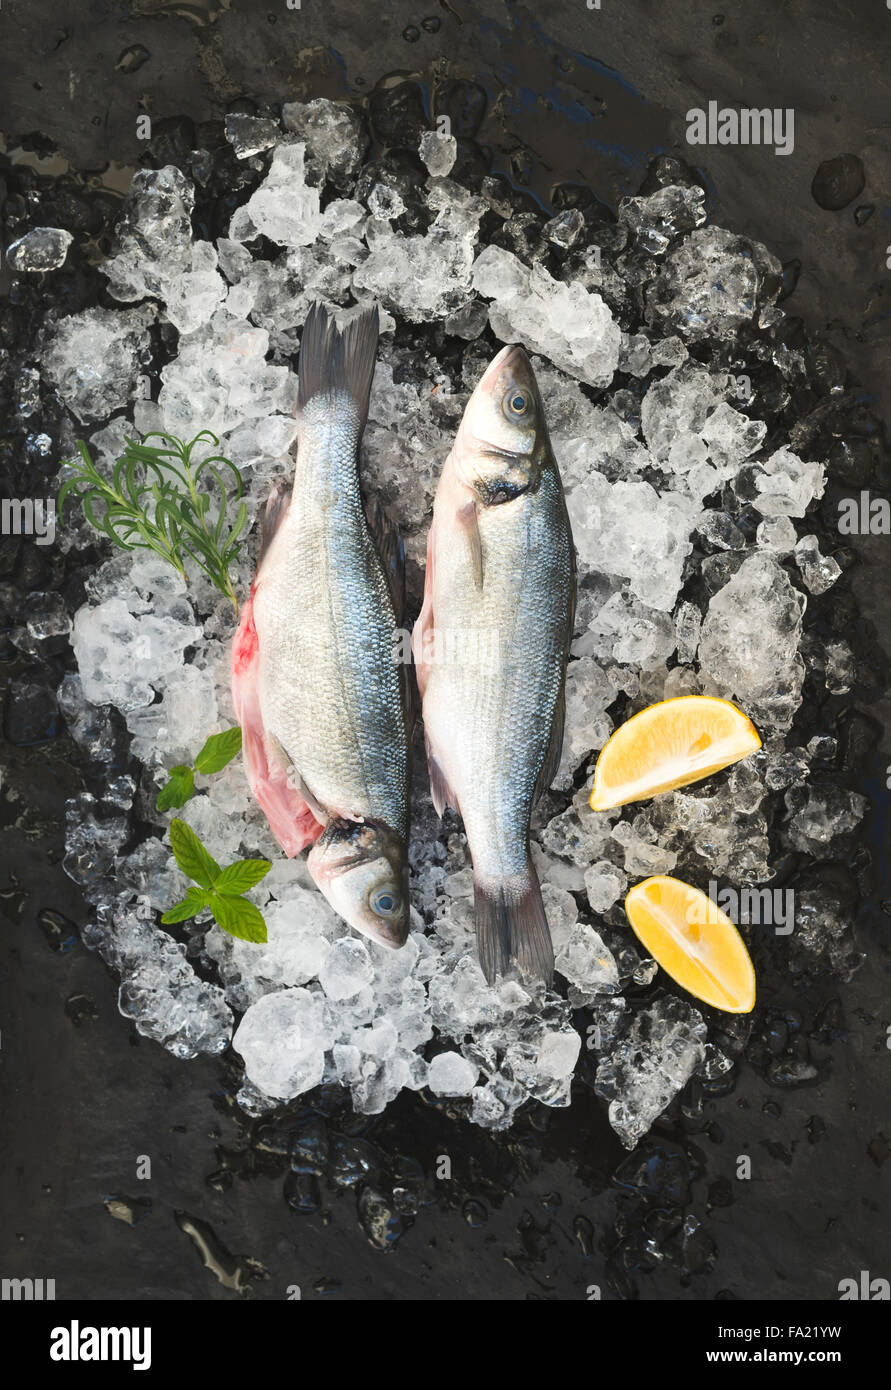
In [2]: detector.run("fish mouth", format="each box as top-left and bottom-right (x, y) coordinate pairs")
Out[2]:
(307, 822), (410, 950)
(481, 341), (529, 387)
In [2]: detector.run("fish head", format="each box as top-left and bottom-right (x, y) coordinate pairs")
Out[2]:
(454, 343), (546, 504)
(307, 819), (409, 949)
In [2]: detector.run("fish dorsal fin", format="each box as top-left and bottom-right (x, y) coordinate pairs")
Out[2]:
(364, 495), (417, 741)
(534, 678), (566, 805)
(364, 495), (406, 627)
(257, 480), (291, 570)
(297, 302), (379, 431)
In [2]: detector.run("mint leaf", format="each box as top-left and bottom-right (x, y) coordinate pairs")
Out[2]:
(169, 818), (221, 890)
(209, 892), (267, 943)
(194, 726), (243, 775)
(214, 858), (272, 896)
(156, 765), (195, 813)
(161, 886), (212, 924)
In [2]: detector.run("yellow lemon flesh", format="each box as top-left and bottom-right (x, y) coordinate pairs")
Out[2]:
(589, 695), (761, 811)
(625, 875), (756, 1014)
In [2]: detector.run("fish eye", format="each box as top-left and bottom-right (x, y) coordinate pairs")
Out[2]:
(370, 887), (401, 918)
(504, 390), (528, 418)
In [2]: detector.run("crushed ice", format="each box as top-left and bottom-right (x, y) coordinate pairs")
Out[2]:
(45, 101), (862, 1146)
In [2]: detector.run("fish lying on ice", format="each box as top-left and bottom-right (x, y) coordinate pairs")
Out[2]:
(413, 343), (576, 984)
(232, 303), (411, 949)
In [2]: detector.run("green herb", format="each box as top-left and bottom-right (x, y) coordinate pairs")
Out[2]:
(193, 726), (243, 775)
(58, 430), (249, 612)
(162, 818), (270, 944)
(156, 726), (243, 812)
(156, 765), (195, 813)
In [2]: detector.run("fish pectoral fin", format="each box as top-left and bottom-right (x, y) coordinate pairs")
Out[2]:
(411, 527), (436, 699)
(364, 495), (406, 627)
(456, 499), (483, 589)
(231, 596), (324, 858)
(533, 679), (566, 805)
(425, 734), (461, 819)
(474, 861), (554, 987)
(267, 734), (329, 823)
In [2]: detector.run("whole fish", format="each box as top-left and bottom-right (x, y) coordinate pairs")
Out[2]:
(232, 303), (411, 949)
(413, 344), (576, 984)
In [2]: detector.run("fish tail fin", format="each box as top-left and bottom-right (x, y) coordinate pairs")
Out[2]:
(474, 858), (554, 987)
(297, 301), (379, 432)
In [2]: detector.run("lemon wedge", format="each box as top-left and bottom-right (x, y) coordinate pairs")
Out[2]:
(589, 695), (761, 811)
(625, 875), (756, 1013)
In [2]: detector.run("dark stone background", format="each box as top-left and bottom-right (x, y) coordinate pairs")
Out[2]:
(1, 0), (890, 1301)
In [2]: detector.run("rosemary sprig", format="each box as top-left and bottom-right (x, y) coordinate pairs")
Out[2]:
(58, 430), (249, 611)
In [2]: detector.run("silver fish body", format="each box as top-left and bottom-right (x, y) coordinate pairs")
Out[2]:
(233, 305), (410, 948)
(415, 344), (576, 982)
(254, 401), (407, 837)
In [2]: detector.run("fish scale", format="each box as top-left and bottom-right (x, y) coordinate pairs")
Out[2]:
(233, 303), (411, 950)
(415, 342), (576, 983)
(428, 468), (570, 875)
(255, 403), (407, 837)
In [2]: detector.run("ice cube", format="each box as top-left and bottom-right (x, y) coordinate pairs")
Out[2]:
(419, 131), (457, 178)
(428, 1050), (479, 1096)
(595, 996), (707, 1148)
(699, 553), (806, 730)
(584, 860), (627, 913)
(319, 937), (375, 1000)
(756, 515), (797, 553)
(43, 305), (154, 423)
(555, 922), (620, 1003)
(794, 534), (841, 594)
(472, 244), (621, 388)
(229, 143), (324, 249)
(646, 226), (781, 341)
(224, 113), (281, 159)
(7, 226), (73, 272)
(752, 447), (826, 517)
(233, 988), (335, 1100)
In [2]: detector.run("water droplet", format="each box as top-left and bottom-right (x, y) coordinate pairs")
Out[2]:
(462, 1198), (487, 1227)
(0, 876), (26, 923)
(37, 909), (79, 953)
(811, 154), (865, 211)
(402, 25), (420, 42)
(116, 45), (151, 74)
(573, 1215), (594, 1256)
(65, 993), (98, 1026)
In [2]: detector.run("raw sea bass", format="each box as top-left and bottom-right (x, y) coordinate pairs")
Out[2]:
(231, 304), (411, 949)
(414, 344), (576, 984)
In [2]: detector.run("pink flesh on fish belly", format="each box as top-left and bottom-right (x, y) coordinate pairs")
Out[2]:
(231, 588), (324, 857)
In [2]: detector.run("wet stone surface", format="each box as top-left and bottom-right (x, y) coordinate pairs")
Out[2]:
(0, 4), (889, 1303)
